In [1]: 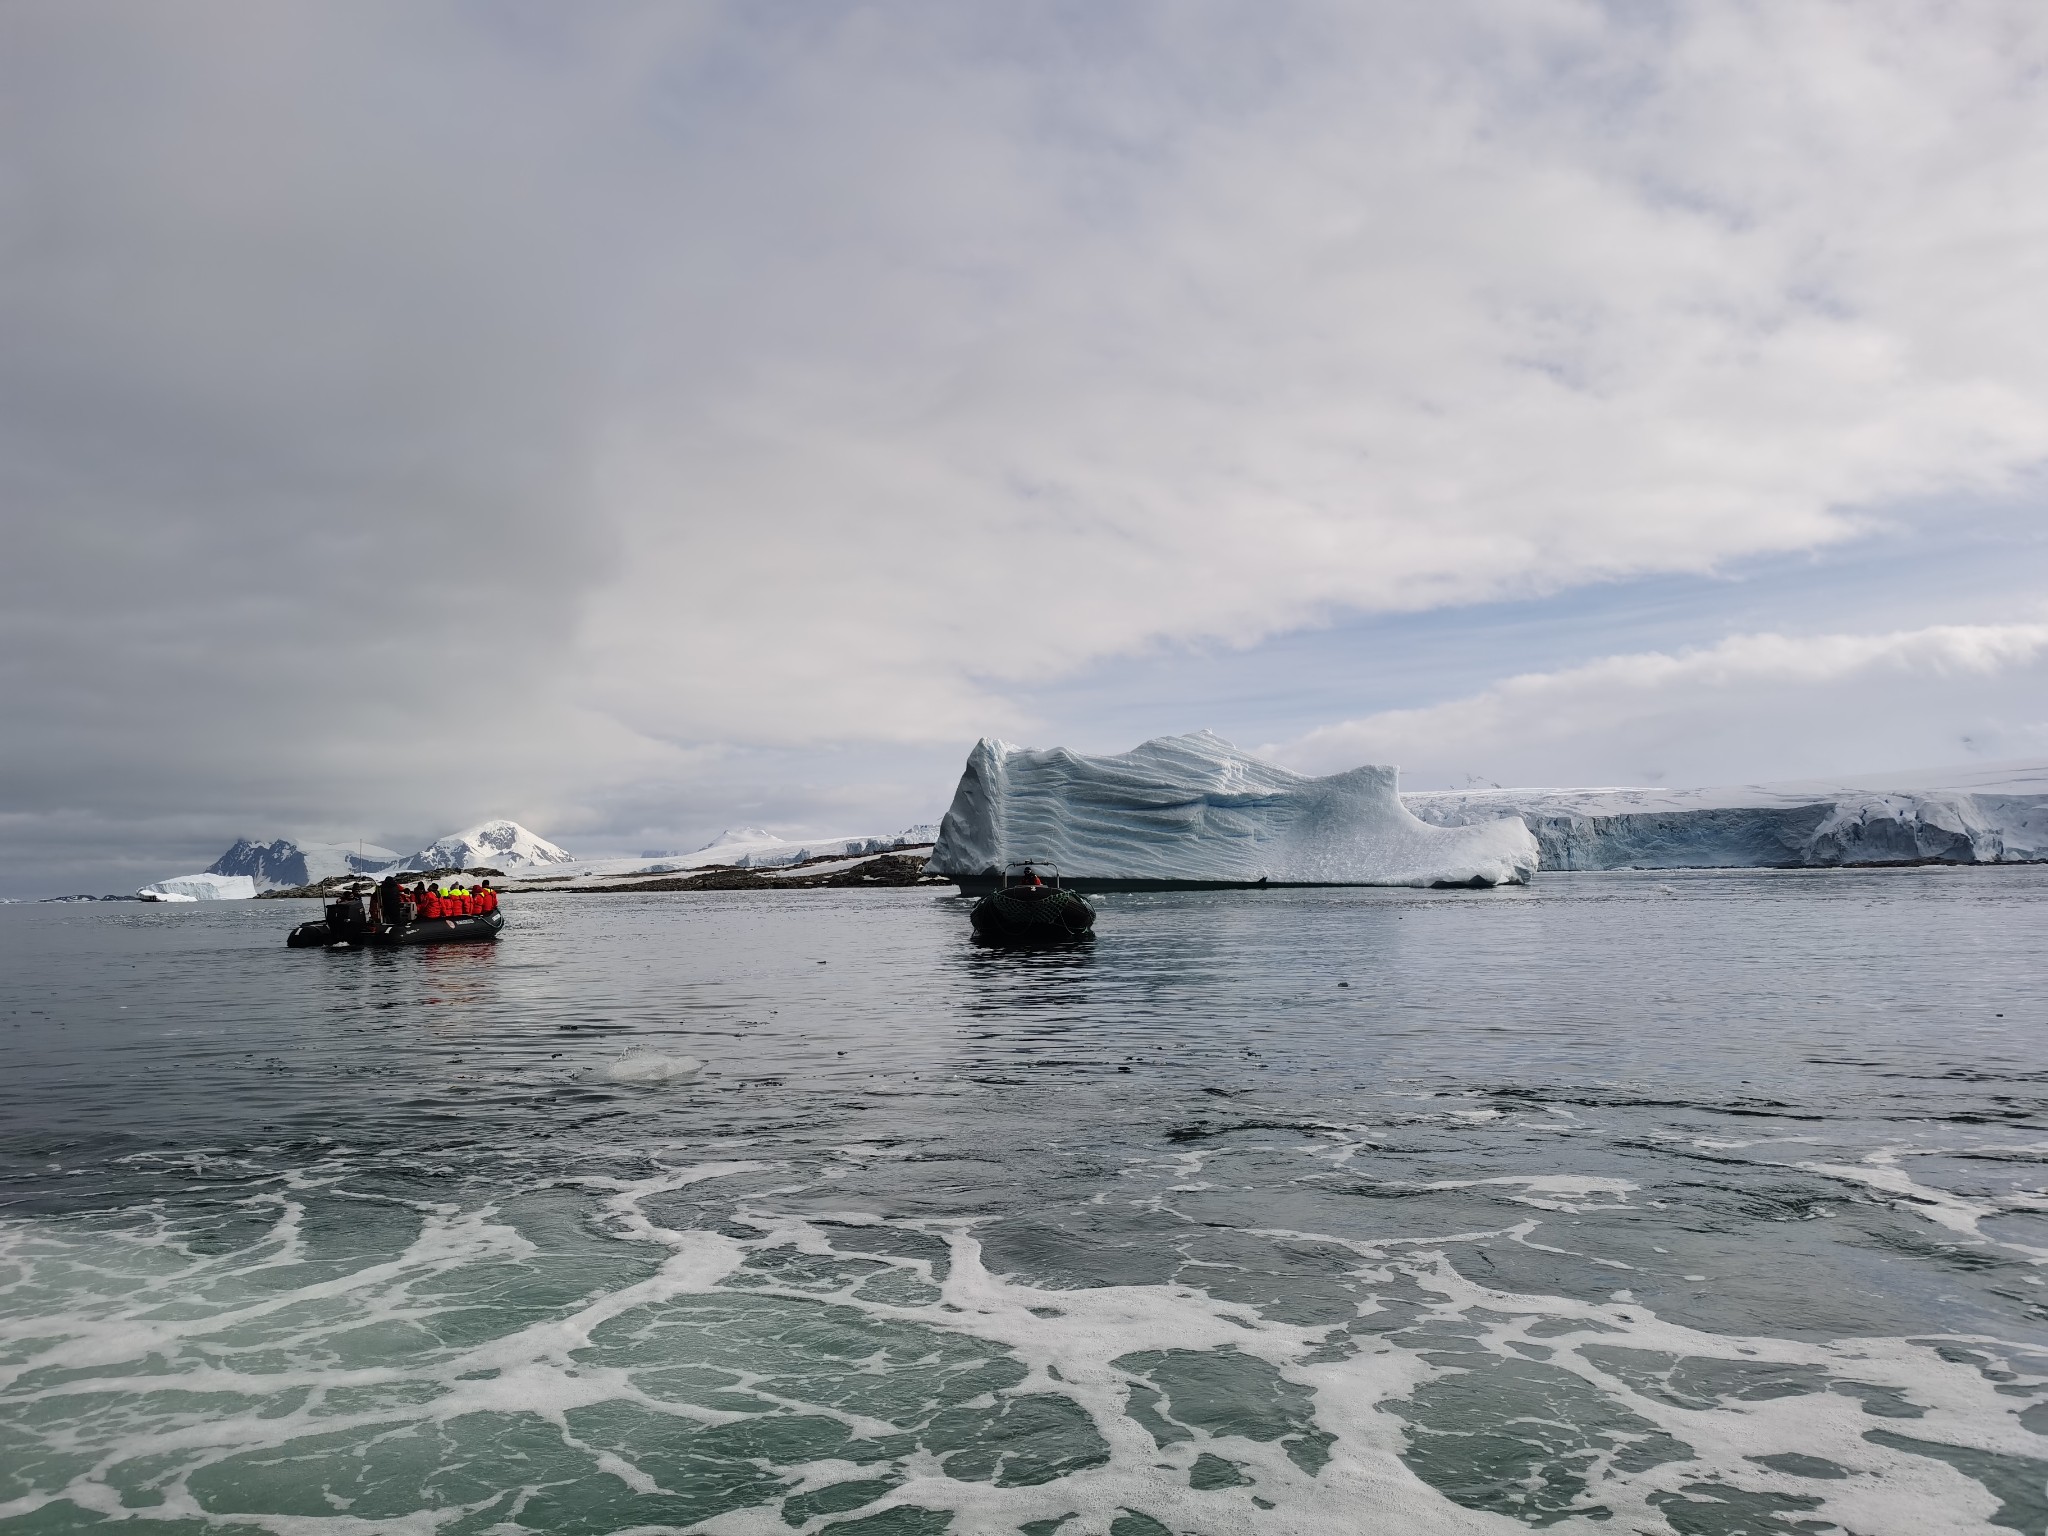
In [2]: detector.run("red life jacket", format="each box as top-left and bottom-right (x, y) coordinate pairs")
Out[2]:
(423, 893), (443, 920)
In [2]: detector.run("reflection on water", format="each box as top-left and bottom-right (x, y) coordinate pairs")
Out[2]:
(2, 872), (2047, 1533)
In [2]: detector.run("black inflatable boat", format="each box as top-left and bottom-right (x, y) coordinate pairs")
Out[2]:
(288, 892), (503, 949)
(970, 863), (1095, 945)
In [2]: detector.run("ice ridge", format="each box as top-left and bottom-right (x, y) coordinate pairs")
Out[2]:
(927, 731), (1539, 889)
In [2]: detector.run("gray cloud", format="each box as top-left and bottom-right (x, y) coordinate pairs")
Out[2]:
(1268, 621), (2048, 790)
(5, 2), (2048, 893)
(1, 3), (623, 888)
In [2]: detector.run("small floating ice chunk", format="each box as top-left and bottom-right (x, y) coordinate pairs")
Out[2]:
(604, 1052), (704, 1085)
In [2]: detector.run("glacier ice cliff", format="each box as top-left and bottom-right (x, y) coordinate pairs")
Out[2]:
(928, 732), (1539, 891)
(1405, 761), (2048, 870)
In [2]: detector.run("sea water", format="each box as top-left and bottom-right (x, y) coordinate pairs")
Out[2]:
(2, 872), (2045, 1535)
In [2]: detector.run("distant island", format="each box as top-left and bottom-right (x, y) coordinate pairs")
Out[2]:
(118, 820), (944, 902)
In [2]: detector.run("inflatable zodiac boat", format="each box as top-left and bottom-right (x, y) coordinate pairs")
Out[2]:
(970, 864), (1095, 945)
(287, 891), (503, 949)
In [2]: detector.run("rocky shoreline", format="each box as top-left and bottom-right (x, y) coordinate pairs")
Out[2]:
(255, 849), (945, 898)
(559, 853), (943, 892)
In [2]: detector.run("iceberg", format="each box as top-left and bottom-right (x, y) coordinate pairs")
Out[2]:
(138, 873), (258, 902)
(927, 731), (1539, 893)
(1404, 760), (2048, 870)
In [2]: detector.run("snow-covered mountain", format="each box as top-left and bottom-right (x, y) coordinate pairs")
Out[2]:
(928, 731), (1538, 890)
(166, 823), (567, 896)
(207, 838), (399, 889)
(506, 826), (940, 883)
(403, 820), (573, 872)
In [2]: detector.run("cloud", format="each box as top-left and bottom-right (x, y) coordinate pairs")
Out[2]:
(1267, 622), (2048, 789)
(6, 2), (2048, 890)
(579, 0), (2048, 750)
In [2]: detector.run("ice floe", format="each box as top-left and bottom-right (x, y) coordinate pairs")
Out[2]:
(603, 1052), (706, 1086)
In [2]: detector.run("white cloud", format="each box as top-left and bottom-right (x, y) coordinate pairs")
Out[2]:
(574, 1), (2048, 748)
(1267, 622), (2048, 789)
(8, 2), (2048, 888)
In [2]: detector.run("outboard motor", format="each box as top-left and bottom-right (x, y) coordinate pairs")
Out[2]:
(324, 892), (369, 938)
(288, 889), (366, 949)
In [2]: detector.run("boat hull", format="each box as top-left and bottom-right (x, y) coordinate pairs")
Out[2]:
(969, 886), (1095, 945)
(288, 912), (504, 949)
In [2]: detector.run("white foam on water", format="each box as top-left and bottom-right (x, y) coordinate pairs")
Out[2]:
(1356, 1174), (1639, 1213)
(1800, 1147), (2048, 1262)
(3, 1143), (2044, 1535)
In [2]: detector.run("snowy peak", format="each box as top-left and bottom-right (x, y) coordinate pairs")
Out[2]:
(698, 827), (779, 851)
(406, 820), (573, 872)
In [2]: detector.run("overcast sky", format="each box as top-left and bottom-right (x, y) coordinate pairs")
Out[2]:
(6, 1), (2048, 895)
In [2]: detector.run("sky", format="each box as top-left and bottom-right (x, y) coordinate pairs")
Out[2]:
(5, 1), (2048, 896)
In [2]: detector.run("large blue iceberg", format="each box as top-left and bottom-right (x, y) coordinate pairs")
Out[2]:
(927, 731), (1539, 891)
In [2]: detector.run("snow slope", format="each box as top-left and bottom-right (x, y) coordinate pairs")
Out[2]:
(517, 827), (939, 883)
(681, 827), (937, 870)
(928, 731), (1538, 888)
(403, 820), (573, 872)
(207, 838), (400, 889)
(1405, 760), (2048, 869)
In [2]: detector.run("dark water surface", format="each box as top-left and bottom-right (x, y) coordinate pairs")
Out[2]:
(3, 872), (2046, 1534)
